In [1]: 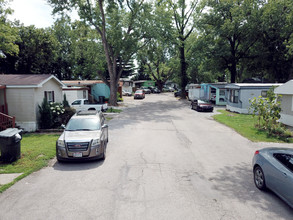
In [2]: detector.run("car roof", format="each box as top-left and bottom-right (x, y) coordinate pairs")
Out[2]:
(259, 147), (293, 154)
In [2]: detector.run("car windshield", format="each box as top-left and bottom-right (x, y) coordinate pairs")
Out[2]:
(66, 118), (100, 131)
(136, 90), (143, 94)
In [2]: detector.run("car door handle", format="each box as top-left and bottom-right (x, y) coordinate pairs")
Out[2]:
(283, 172), (288, 177)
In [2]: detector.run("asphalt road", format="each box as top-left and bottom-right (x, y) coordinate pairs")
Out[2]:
(0, 93), (293, 220)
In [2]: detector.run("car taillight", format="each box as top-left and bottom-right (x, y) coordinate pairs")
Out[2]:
(254, 150), (259, 155)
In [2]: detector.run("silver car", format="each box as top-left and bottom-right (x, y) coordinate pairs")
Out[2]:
(56, 111), (108, 162)
(252, 147), (293, 208)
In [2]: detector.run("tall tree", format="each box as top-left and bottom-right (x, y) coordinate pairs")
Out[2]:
(198, 0), (263, 83)
(48, 0), (152, 106)
(249, 0), (293, 82)
(15, 25), (58, 74)
(167, 0), (198, 98)
(0, 0), (19, 73)
(51, 15), (75, 80)
(136, 1), (177, 91)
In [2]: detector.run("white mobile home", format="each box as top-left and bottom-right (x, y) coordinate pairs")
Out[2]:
(188, 84), (200, 101)
(225, 83), (282, 114)
(0, 74), (65, 131)
(274, 80), (293, 127)
(120, 79), (134, 94)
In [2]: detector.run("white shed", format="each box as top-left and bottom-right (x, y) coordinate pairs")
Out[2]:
(188, 84), (201, 101)
(275, 80), (293, 127)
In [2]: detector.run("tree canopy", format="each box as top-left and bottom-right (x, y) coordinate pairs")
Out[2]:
(1, 0), (293, 98)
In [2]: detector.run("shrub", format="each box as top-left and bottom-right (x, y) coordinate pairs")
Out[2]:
(38, 98), (53, 129)
(117, 92), (123, 102)
(63, 94), (70, 108)
(249, 87), (292, 140)
(38, 100), (75, 129)
(49, 102), (65, 128)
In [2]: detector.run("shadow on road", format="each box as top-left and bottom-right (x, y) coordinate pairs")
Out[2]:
(211, 162), (293, 217)
(53, 159), (104, 171)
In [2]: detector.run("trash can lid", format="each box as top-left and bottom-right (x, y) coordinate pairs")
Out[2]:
(0, 128), (22, 137)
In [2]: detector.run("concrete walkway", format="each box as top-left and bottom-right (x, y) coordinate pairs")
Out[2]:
(0, 173), (23, 185)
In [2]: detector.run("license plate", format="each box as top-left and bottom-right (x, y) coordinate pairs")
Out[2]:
(73, 152), (82, 158)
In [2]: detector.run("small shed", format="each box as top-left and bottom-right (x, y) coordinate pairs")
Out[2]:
(62, 87), (89, 105)
(200, 83), (227, 105)
(62, 80), (110, 101)
(225, 83), (282, 114)
(188, 84), (201, 101)
(0, 74), (65, 131)
(120, 78), (134, 94)
(274, 80), (293, 127)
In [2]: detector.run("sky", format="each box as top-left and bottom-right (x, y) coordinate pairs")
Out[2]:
(8, 0), (59, 28)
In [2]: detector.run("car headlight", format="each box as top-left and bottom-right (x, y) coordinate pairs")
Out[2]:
(92, 139), (100, 146)
(57, 140), (65, 148)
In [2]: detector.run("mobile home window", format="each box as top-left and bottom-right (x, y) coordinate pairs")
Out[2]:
(229, 89), (239, 103)
(219, 89), (225, 96)
(44, 91), (54, 102)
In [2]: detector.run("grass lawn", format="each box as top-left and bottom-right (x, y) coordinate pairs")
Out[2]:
(0, 133), (59, 193)
(213, 110), (293, 143)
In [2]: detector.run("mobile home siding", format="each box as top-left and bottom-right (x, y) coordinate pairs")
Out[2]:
(225, 84), (281, 114)
(91, 84), (110, 99)
(278, 95), (293, 127)
(63, 89), (88, 105)
(6, 88), (36, 131)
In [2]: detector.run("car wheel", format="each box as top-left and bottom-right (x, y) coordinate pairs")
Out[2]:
(101, 143), (106, 160)
(254, 166), (266, 190)
(56, 156), (63, 163)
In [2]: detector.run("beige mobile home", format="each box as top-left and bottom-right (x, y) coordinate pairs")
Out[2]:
(275, 80), (293, 127)
(0, 74), (65, 131)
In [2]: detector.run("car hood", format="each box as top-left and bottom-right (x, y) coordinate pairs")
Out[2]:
(59, 130), (100, 142)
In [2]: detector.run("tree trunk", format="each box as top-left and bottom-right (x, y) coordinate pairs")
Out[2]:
(230, 59), (237, 83)
(179, 42), (188, 99)
(109, 78), (118, 106)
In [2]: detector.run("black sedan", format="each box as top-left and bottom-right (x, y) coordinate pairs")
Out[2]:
(191, 100), (213, 112)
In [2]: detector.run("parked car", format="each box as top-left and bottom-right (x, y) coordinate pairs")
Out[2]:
(56, 110), (108, 162)
(252, 148), (293, 208)
(191, 99), (213, 112)
(174, 90), (182, 97)
(153, 88), (161, 93)
(148, 86), (156, 93)
(141, 87), (151, 94)
(134, 90), (145, 99)
(122, 90), (132, 96)
(71, 99), (108, 112)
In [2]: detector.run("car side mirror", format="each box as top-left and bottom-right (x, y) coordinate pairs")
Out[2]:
(61, 124), (66, 129)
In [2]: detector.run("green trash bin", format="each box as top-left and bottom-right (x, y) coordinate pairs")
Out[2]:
(0, 128), (22, 163)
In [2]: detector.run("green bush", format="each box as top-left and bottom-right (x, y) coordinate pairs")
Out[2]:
(38, 98), (75, 129)
(117, 92), (123, 102)
(49, 102), (65, 128)
(249, 87), (292, 140)
(62, 94), (70, 108)
(38, 98), (53, 129)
